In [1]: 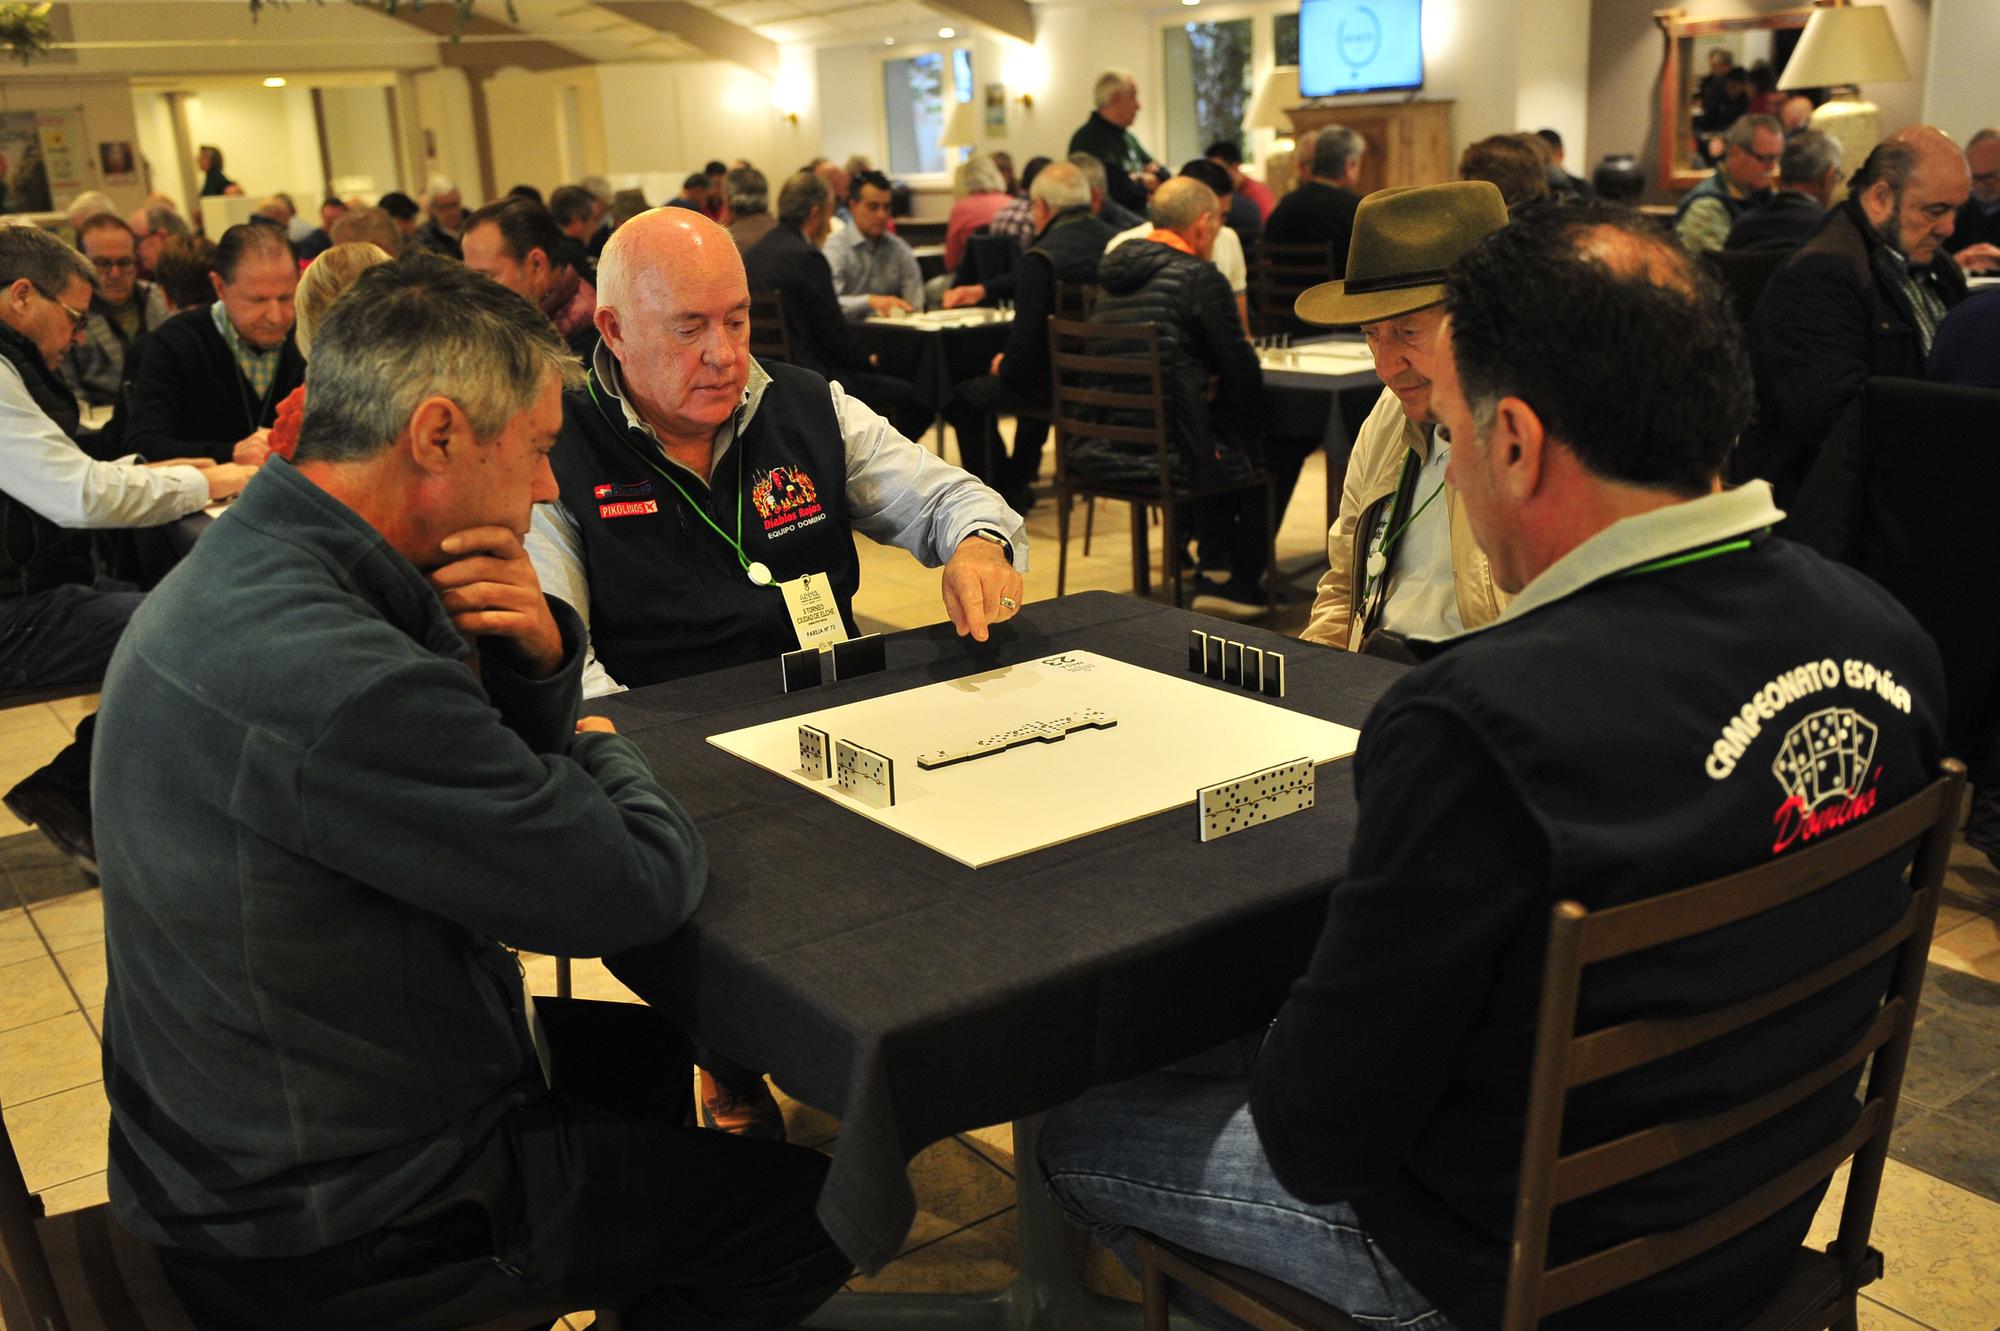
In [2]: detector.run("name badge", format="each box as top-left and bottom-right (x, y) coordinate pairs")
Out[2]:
(780, 572), (850, 651)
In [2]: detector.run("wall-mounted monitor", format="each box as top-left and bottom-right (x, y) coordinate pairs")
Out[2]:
(1298, 0), (1424, 98)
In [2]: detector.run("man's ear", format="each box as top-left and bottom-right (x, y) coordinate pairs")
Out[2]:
(209, 269), (227, 302)
(1489, 395), (1547, 500)
(594, 304), (621, 357)
(405, 396), (470, 477)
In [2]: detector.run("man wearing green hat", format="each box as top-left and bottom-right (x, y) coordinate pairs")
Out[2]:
(1299, 181), (1512, 652)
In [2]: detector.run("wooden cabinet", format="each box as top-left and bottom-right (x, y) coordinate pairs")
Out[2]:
(1283, 100), (1456, 195)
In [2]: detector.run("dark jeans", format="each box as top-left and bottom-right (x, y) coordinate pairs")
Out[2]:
(160, 1000), (851, 1331)
(0, 581), (141, 691)
(943, 374), (1049, 490)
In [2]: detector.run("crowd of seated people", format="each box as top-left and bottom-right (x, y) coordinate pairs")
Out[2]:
(0, 92), (1993, 1331)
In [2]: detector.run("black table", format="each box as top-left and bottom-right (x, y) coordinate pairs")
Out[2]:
(861, 311), (1014, 454)
(599, 592), (1405, 1325)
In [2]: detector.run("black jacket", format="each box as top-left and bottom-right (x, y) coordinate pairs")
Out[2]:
(413, 218), (463, 261)
(1946, 199), (2000, 256)
(1073, 237), (1260, 484)
(1262, 181), (1360, 265)
(743, 225), (870, 380)
(1724, 190), (1827, 253)
(1068, 111), (1155, 214)
(125, 308), (306, 465)
(997, 209), (1115, 400)
(1741, 197), (1967, 501)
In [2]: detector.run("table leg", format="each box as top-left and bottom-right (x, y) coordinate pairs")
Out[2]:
(804, 1115), (1196, 1331)
(1323, 394), (1356, 535)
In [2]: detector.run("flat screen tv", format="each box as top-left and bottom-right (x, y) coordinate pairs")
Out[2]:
(1298, 0), (1424, 98)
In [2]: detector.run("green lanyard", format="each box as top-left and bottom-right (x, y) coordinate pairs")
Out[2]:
(585, 373), (773, 587)
(1619, 536), (1755, 579)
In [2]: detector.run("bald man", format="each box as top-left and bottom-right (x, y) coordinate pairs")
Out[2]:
(1744, 125), (1970, 502)
(528, 207), (1028, 1137)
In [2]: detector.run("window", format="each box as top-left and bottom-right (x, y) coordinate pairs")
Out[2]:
(1275, 11), (1301, 66)
(1161, 18), (1254, 167)
(885, 48), (973, 178)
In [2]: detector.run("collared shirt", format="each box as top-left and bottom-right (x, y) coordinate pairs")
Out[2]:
(1877, 244), (1950, 354)
(0, 355), (208, 530)
(1439, 481), (1784, 642)
(210, 300), (282, 399)
(1106, 221), (1247, 295)
(988, 196), (1038, 250)
(823, 225), (925, 321)
(1374, 432), (1463, 640)
(527, 342), (1029, 697)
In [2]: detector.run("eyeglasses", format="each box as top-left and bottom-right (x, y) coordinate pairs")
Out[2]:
(1733, 145), (1782, 166)
(90, 257), (137, 273)
(41, 290), (87, 329)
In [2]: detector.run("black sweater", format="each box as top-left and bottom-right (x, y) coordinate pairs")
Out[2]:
(743, 226), (870, 381)
(126, 307), (305, 464)
(1250, 534), (1944, 1331)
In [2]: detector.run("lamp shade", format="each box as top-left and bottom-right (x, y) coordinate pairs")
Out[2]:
(1777, 5), (1910, 89)
(1246, 65), (1301, 133)
(940, 97), (980, 150)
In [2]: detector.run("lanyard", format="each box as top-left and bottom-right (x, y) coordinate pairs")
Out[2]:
(585, 372), (773, 587)
(1619, 536), (1755, 579)
(1359, 446), (1446, 616)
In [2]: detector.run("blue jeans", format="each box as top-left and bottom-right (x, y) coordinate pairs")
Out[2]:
(0, 581), (142, 690)
(1037, 1068), (1454, 1331)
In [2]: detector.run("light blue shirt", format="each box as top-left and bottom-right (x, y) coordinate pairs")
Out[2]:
(823, 225), (925, 321)
(527, 344), (1028, 696)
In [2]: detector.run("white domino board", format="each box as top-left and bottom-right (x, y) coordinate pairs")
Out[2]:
(708, 650), (1360, 868)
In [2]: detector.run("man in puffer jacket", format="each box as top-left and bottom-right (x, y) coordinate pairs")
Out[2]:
(1073, 176), (1269, 607)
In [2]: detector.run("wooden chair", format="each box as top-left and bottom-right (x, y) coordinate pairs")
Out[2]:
(1132, 757), (1967, 1331)
(0, 1104), (584, 1330)
(1702, 247), (1789, 333)
(1047, 317), (1275, 616)
(1248, 241), (1338, 338)
(747, 289), (793, 365)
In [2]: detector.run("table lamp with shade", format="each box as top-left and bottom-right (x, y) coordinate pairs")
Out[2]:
(1246, 65), (1301, 147)
(1777, 4), (1910, 183)
(939, 97), (980, 165)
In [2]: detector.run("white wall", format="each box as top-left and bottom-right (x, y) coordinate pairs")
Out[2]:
(183, 86), (324, 206)
(1923, 0), (1998, 146)
(411, 68), (482, 204)
(0, 77), (151, 215)
(131, 90), (184, 212)
(321, 86), (402, 199)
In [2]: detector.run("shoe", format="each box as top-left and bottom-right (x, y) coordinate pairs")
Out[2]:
(1191, 578), (1287, 621)
(3, 773), (97, 879)
(698, 1068), (788, 1141)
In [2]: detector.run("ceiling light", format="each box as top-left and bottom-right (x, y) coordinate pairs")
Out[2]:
(938, 26), (954, 37)
(884, 36), (894, 45)
(263, 76), (287, 88)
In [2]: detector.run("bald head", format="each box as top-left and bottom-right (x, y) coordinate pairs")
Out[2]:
(594, 208), (753, 449)
(1853, 125), (1970, 265)
(1148, 176), (1222, 258)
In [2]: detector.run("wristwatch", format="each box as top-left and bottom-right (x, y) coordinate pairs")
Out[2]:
(965, 528), (1015, 565)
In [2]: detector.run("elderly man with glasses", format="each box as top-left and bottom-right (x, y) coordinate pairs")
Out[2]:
(57, 212), (171, 408)
(1674, 113), (1783, 255)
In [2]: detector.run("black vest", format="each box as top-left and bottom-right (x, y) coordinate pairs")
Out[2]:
(0, 324), (95, 597)
(553, 362), (862, 686)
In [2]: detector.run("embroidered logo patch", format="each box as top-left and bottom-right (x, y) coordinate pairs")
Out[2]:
(598, 499), (659, 519)
(594, 480), (655, 501)
(750, 466), (826, 537)
(1769, 707), (1881, 853)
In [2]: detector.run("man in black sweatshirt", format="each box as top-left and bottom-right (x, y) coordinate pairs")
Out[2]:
(1039, 203), (1945, 1331)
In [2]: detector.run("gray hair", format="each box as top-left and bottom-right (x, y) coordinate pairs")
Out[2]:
(1093, 70), (1135, 109)
(293, 253), (581, 465)
(1312, 127), (1365, 180)
(724, 166), (769, 216)
(1851, 139), (1920, 200)
(959, 154), (1007, 196)
(1149, 177), (1218, 232)
(1724, 114), (1782, 152)
(1031, 161), (1091, 215)
(1066, 152), (1109, 198)
(424, 175), (459, 204)
(1778, 129), (1842, 187)
(580, 175), (613, 204)
(0, 223), (97, 296)
(135, 205), (189, 240)
(776, 170), (832, 229)
(65, 191), (116, 229)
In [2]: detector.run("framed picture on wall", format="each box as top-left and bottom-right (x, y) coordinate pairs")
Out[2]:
(984, 83), (1006, 135)
(99, 140), (138, 183)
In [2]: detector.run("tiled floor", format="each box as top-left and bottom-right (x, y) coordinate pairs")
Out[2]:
(6, 436), (2000, 1329)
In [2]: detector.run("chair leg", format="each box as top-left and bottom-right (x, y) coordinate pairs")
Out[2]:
(1130, 501), (1151, 599)
(1056, 483), (1073, 597)
(556, 956), (572, 999)
(1082, 497), (1096, 557)
(1163, 501), (1184, 609)
(1142, 1259), (1171, 1331)
(1264, 479), (1278, 623)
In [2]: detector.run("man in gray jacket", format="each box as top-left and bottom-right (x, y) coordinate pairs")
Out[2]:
(95, 254), (849, 1330)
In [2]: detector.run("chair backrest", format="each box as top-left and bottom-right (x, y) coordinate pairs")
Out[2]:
(1248, 241), (1337, 337)
(1047, 316), (1173, 497)
(1053, 280), (1098, 320)
(1702, 247), (1789, 332)
(1851, 376), (2000, 769)
(959, 232), (1020, 287)
(1500, 759), (1965, 1331)
(747, 288), (792, 365)
(0, 1091), (67, 1330)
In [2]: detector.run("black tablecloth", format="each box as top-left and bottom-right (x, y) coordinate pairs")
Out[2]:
(599, 591), (1406, 1271)
(860, 318), (1013, 411)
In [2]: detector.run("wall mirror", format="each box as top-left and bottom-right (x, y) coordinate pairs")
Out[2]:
(1654, 5), (1820, 192)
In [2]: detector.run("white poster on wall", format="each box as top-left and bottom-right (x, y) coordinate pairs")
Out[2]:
(0, 107), (87, 215)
